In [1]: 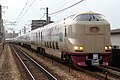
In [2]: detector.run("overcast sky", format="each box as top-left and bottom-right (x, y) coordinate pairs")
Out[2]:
(1, 0), (120, 33)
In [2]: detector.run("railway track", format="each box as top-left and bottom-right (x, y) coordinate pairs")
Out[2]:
(10, 44), (120, 80)
(105, 66), (120, 72)
(10, 44), (57, 80)
(72, 65), (108, 80)
(97, 66), (120, 79)
(73, 65), (120, 80)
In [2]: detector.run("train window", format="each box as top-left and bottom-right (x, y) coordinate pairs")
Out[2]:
(41, 32), (42, 37)
(47, 42), (49, 48)
(74, 14), (105, 21)
(45, 42), (46, 47)
(46, 42), (47, 47)
(112, 46), (119, 49)
(59, 33), (63, 42)
(93, 14), (106, 21)
(75, 14), (90, 21)
(39, 32), (40, 41)
(49, 41), (52, 48)
(65, 28), (67, 37)
(52, 42), (55, 49)
(36, 33), (37, 42)
(56, 42), (59, 50)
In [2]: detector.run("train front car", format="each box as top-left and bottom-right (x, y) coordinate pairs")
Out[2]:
(64, 12), (111, 66)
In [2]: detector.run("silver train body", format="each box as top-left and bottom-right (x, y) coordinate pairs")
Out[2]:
(13, 12), (111, 66)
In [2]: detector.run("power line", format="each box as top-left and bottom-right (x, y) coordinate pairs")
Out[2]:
(14, 0), (30, 23)
(49, 0), (85, 15)
(15, 0), (35, 23)
(49, 0), (67, 9)
(39, 13), (45, 20)
(55, 0), (72, 11)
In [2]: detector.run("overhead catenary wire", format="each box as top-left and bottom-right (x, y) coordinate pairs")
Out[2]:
(49, 0), (71, 11)
(13, 0), (84, 26)
(39, 13), (45, 20)
(14, 0), (30, 23)
(39, 0), (69, 21)
(49, 0), (85, 15)
(14, 0), (35, 24)
(49, 0), (67, 8)
(55, 0), (72, 11)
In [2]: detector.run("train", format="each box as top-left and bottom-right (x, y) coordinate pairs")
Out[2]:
(12, 11), (112, 66)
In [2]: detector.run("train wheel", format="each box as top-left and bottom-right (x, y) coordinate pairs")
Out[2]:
(61, 52), (71, 63)
(65, 54), (70, 62)
(69, 56), (73, 64)
(37, 47), (40, 53)
(42, 48), (46, 54)
(39, 48), (42, 53)
(61, 52), (66, 61)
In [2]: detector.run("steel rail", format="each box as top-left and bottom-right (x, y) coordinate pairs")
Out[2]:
(11, 45), (36, 80)
(98, 66), (120, 79)
(12, 44), (57, 80)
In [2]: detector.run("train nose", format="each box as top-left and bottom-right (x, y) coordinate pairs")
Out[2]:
(84, 22), (105, 53)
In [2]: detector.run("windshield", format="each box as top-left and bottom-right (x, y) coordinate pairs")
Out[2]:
(74, 14), (106, 21)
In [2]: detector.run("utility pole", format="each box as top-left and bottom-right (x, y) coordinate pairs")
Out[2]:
(46, 7), (49, 24)
(13, 31), (15, 38)
(0, 5), (2, 42)
(19, 30), (21, 35)
(0, 5), (3, 43)
(0, 5), (2, 19)
(23, 26), (26, 34)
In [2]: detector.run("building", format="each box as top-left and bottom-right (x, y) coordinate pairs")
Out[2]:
(5, 31), (18, 39)
(31, 20), (53, 30)
(111, 29), (120, 49)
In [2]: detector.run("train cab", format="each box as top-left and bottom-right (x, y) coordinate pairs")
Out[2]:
(66, 12), (111, 66)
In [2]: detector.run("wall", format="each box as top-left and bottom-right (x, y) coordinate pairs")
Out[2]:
(111, 34), (120, 49)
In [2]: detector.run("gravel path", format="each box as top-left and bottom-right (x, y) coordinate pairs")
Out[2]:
(0, 44), (101, 80)
(0, 53), (4, 69)
(0, 44), (22, 80)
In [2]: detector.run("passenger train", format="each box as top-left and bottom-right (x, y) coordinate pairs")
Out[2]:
(13, 11), (111, 66)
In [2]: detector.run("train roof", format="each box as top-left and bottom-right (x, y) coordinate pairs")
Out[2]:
(63, 11), (103, 20)
(79, 11), (101, 15)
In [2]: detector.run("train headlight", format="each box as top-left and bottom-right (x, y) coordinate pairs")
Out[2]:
(105, 46), (112, 52)
(108, 46), (112, 50)
(74, 46), (79, 50)
(105, 46), (108, 50)
(74, 46), (84, 52)
(80, 46), (84, 50)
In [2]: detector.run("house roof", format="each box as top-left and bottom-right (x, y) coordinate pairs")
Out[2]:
(111, 29), (120, 34)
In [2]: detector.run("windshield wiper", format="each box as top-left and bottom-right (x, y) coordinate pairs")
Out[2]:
(89, 15), (92, 21)
(93, 15), (99, 21)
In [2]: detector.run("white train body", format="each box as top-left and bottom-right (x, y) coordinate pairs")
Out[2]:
(14, 12), (111, 66)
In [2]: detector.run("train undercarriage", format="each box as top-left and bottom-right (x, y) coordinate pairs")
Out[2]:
(61, 51), (111, 66)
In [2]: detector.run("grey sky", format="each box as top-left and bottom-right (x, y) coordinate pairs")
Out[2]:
(1, 0), (120, 32)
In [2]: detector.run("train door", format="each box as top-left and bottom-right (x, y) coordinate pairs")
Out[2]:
(36, 33), (38, 45)
(41, 32), (43, 46)
(39, 32), (40, 45)
(64, 27), (68, 51)
(64, 27), (67, 46)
